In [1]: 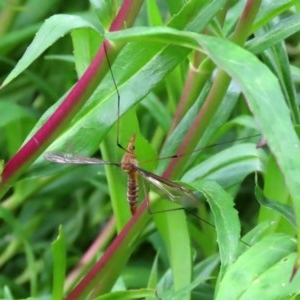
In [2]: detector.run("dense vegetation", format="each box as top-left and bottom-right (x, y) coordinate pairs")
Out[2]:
(1, 1), (300, 299)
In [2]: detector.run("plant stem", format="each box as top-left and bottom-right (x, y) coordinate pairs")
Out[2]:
(163, 0), (263, 178)
(0, 0), (144, 198)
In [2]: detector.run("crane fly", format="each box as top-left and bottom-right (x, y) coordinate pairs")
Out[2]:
(44, 44), (261, 216)
(44, 134), (199, 215)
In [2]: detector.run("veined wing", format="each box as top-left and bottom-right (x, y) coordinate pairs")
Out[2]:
(44, 152), (120, 166)
(135, 167), (200, 209)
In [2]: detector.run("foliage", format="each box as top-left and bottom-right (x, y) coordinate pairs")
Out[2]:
(1, 0), (300, 299)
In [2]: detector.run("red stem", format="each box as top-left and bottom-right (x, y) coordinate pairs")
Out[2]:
(0, 0), (144, 195)
(2, 43), (109, 181)
(65, 216), (116, 292)
(67, 200), (149, 299)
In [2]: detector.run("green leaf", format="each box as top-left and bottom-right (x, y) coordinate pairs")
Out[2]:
(0, 205), (37, 295)
(153, 205), (193, 296)
(156, 273), (210, 300)
(0, 101), (33, 128)
(141, 93), (172, 133)
(258, 154), (295, 235)
(2, 14), (99, 87)
(240, 221), (277, 250)
(93, 288), (156, 300)
(183, 143), (265, 189)
(0, 24), (41, 56)
(147, 253), (160, 289)
(255, 184), (296, 227)
(216, 234), (299, 299)
(146, 0), (163, 26)
(51, 226), (66, 300)
(190, 180), (240, 270)
(90, 0), (118, 29)
(71, 28), (103, 77)
(253, 0), (296, 31)
(248, 14), (300, 54)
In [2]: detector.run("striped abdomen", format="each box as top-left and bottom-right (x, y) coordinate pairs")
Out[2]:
(121, 134), (139, 215)
(127, 171), (138, 215)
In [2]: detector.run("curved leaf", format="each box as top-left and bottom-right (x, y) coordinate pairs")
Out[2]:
(216, 234), (299, 299)
(190, 179), (240, 269)
(2, 14), (99, 87)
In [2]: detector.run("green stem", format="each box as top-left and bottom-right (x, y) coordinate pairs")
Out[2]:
(163, 0), (263, 178)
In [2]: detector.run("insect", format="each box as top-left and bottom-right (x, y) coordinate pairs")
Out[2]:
(44, 44), (260, 216)
(44, 133), (200, 215)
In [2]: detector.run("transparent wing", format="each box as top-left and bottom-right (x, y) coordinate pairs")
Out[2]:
(44, 153), (200, 208)
(44, 152), (119, 166)
(136, 167), (199, 208)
